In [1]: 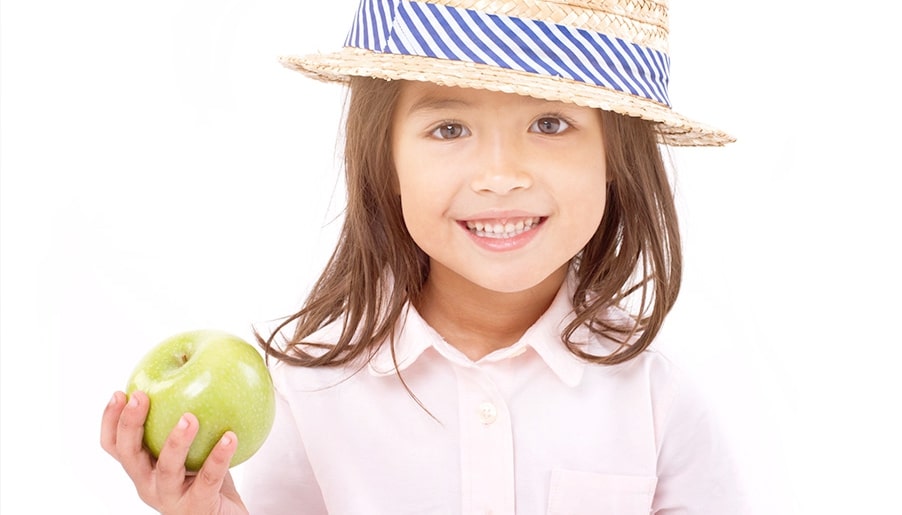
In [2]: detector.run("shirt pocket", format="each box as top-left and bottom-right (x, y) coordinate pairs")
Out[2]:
(546, 469), (657, 515)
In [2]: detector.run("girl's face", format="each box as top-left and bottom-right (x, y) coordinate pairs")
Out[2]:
(391, 82), (607, 294)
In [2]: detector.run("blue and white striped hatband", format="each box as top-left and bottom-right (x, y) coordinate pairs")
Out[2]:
(280, 0), (734, 146)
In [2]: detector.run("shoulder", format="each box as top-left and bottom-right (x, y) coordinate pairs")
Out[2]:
(266, 320), (372, 392)
(626, 347), (725, 460)
(580, 332), (705, 440)
(578, 310), (684, 395)
(268, 356), (369, 394)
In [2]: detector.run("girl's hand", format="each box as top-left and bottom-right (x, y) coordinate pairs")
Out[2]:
(100, 391), (249, 515)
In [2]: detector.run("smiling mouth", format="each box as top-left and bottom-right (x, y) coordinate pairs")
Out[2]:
(463, 216), (544, 239)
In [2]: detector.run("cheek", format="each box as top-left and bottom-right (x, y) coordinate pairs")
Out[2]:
(577, 185), (608, 235)
(394, 144), (460, 218)
(558, 164), (608, 238)
(396, 171), (444, 215)
(394, 136), (437, 196)
(557, 152), (607, 196)
(395, 171), (447, 246)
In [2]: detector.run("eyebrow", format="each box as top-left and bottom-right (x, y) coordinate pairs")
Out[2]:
(405, 96), (473, 116)
(405, 93), (566, 116)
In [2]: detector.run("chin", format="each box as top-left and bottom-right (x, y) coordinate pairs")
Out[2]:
(466, 268), (565, 295)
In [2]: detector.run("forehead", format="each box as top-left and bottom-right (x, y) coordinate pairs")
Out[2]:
(396, 81), (575, 115)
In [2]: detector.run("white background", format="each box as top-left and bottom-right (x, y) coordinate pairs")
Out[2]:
(2, 0), (900, 513)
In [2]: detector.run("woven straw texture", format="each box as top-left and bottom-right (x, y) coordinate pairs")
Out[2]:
(440, 0), (669, 51)
(281, 0), (733, 147)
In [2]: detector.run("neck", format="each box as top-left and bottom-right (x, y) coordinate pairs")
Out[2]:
(416, 264), (567, 361)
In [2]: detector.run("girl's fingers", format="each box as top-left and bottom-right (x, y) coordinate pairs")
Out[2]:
(100, 391), (126, 455)
(154, 412), (199, 504)
(103, 393), (242, 513)
(115, 392), (149, 456)
(189, 432), (238, 503)
(114, 391), (154, 480)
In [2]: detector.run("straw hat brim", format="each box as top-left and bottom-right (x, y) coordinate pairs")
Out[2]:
(280, 47), (734, 147)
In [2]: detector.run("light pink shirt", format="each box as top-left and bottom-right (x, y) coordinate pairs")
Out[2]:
(240, 280), (747, 514)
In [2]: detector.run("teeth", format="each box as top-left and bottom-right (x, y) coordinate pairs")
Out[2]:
(465, 217), (541, 238)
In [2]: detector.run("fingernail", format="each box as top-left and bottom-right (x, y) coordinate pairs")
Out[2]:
(127, 395), (138, 408)
(108, 394), (118, 407)
(220, 434), (232, 447)
(176, 415), (189, 430)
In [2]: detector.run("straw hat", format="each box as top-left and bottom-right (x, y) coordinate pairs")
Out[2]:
(281, 0), (733, 146)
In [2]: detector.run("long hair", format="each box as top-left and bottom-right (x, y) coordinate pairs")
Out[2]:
(258, 76), (681, 367)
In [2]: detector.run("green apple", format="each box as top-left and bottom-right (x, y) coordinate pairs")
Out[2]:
(126, 329), (276, 471)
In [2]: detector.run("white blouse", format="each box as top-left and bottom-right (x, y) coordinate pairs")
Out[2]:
(239, 280), (747, 514)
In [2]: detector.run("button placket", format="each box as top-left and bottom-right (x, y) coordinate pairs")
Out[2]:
(454, 366), (516, 515)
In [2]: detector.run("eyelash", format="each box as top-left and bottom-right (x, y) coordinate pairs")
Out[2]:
(530, 114), (573, 135)
(429, 120), (470, 140)
(427, 114), (575, 140)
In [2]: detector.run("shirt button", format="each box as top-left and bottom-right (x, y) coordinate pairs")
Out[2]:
(477, 401), (498, 425)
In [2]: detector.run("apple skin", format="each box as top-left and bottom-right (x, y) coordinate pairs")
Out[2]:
(126, 329), (276, 471)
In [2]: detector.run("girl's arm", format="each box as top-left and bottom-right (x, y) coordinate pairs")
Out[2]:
(100, 391), (248, 515)
(652, 371), (750, 514)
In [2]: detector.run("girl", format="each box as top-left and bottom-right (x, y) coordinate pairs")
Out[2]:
(102, 0), (746, 513)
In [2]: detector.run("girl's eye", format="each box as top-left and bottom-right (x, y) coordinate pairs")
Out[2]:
(430, 123), (470, 140)
(530, 117), (570, 135)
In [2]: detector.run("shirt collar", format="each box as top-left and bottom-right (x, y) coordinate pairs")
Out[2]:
(367, 304), (440, 377)
(368, 275), (588, 387)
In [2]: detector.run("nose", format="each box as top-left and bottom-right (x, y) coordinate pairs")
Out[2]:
(469, 132), (533, 195)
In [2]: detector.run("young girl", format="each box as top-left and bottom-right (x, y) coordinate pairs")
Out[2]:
(102, 0), (746, 513)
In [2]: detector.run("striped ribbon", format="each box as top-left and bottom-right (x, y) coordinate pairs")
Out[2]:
(344, 0), (671, 106)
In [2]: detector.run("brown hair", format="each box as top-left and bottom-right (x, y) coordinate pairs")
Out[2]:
(258, 76), (680, 367)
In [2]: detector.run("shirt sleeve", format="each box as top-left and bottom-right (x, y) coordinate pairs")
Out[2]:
(652, 367), (750, 514)
(238, 372), (328, 515)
